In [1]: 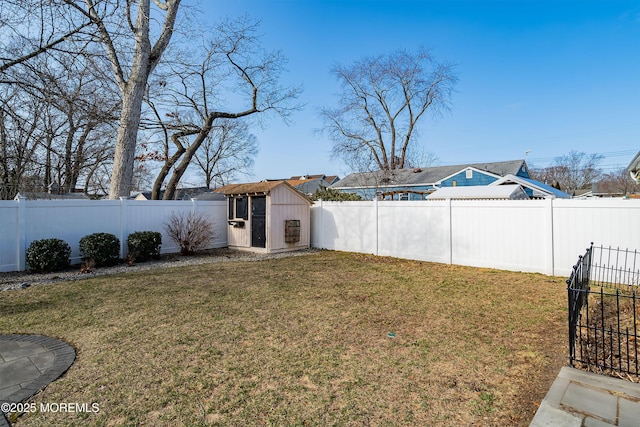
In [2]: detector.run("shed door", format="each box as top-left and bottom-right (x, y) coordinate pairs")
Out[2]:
(251, 196), (266, 248)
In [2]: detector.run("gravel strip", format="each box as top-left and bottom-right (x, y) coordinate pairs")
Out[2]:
(0, 248), (321, 291)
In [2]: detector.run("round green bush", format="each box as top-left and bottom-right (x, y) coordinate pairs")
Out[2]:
(26, 238), (71, 273)
(79, 232), (120, 267)
(127, 231), (162, 262)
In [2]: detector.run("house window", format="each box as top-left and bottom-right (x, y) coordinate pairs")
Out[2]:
(466, 169), (473, 179)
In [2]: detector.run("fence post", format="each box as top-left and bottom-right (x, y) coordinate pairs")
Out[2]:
(317, 199), (323, 249)
(119, 197), (127, 259)
(447, 198), (453, 265)
(546, 198), (555, 275)
(16, 195), (26, 271)
(374, 198), (379, 256)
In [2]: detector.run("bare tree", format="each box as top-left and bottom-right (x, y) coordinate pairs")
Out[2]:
(534, 150), (604, 192)
(141, 16), (301, 200)
(192, 119), (258, 189)
(596, 168), (637, 196)
(0, 0), (92, 73)
(63, 0), (181, 199)
(1, 0), (181, 198)
(31, 54), (119, 192)
(0, 87), (45, 199)
(320, 47), (457, 172)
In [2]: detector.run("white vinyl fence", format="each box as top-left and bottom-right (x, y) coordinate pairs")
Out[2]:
(3, 197), (640, 276)
(0, 198), (227, 272)
(311, 198), (640, 277)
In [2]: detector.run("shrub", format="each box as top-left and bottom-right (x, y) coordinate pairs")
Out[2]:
(79, 232), (120, 267)
(163, 211), (214, 255)
(25, 238), (71, 273)
(311, 187), (362, 201)
(127, 231), (162, 262)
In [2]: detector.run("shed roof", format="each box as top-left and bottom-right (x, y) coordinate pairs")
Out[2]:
(222, 180), (312, 204)
(223, 181), (287, 195)
(426, 184), (528, 200)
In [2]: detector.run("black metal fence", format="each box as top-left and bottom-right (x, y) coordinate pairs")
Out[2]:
(567, 243), (640, 380)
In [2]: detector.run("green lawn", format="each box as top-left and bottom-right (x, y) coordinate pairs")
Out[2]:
(1, 251), (568, 426)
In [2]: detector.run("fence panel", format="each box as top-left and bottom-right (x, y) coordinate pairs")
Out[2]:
(0, 202), (19, 272)
(311, 201), (377, 254)
(311, 198), (640, 276)
(553, 199), (640, 277)
(123, 200), (227, 255)
(376, 200), (451, 263)
(25, 200), (122, 266)
(450, 200), (552, 273)
(0, 198), (228, 272)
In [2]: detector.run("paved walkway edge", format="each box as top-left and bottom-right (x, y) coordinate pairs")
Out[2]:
(530, 366), (640, 427)
(0, 334), (76, 427)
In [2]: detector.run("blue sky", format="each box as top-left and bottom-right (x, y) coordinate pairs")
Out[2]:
(199, 0), (640, 181)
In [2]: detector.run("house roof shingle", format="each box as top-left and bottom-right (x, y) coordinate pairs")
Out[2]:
(331, 160), (527, 189)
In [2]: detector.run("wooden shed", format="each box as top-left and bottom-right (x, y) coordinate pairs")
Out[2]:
(223, 181), (312, 253)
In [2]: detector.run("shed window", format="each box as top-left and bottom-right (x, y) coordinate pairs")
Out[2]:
(228, 196), (249, 220)
(236, 197), (248, 220)
(466, 169), (473, 179)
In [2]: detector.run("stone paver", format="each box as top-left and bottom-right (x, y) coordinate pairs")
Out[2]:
(0, 334), (75, 427)
(531, 367), (640, 427)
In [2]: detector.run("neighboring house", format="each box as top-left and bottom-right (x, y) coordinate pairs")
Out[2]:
(193, 191), (226, 201)
(489, 174), (571, 199)
(223, 180), (312, 253)
(14, 191), (90, 201)
(330, 160), (531, 200)
(628, 151), (640, 184)
(133, 187), (213, 200)
(14, 183), (90, 200)
(426, 184), (529, 200)
(571, 189), (594, 199)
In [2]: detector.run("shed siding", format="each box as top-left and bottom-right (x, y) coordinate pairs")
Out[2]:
(227, 202), (251, 248)
(268, 185), (311, 251)
(269, 204), (311, 251)
(226, 182), (311, 253)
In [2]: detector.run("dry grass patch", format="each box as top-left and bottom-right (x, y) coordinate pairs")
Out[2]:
(0, 251), (567, 426)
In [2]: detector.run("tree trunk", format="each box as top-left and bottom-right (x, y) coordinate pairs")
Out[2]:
(107, 0), (181, 199)
(109, 82), (146, 198)
(152, 145), (185, 199)
(163, 125), (212, 200)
